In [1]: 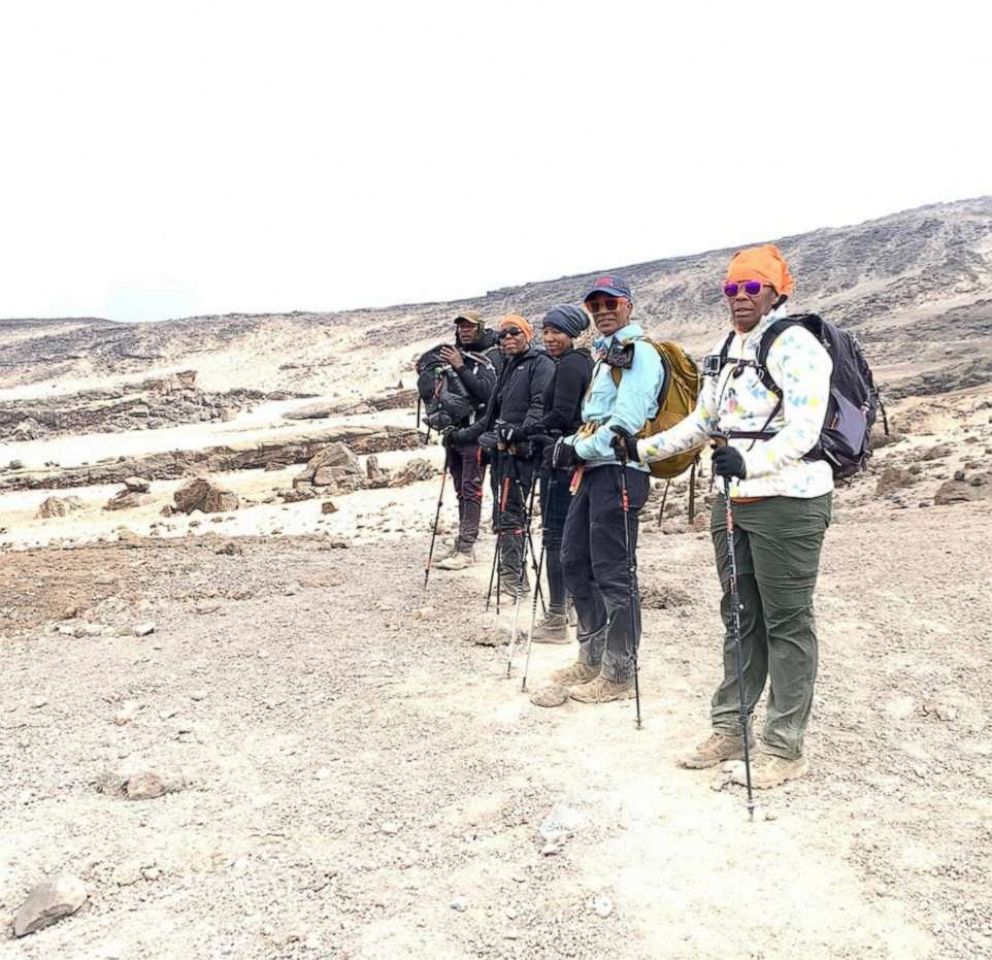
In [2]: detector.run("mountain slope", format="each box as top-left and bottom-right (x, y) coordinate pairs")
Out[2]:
(3, 196), (990, 400)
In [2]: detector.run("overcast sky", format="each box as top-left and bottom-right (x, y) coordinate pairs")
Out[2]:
(1, 1), (989, 323)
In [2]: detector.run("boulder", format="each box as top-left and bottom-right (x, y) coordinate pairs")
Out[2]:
(308, 442), (359, 471)
(919, 444), (953, 461)
(104, 490), (151, 511)
(123, 476), (151, 493)
(876, 466), (917, 496)
(36, 496), (84, 519)
(280, 485), (315, 502)
(393, 458), (435, 486)
(934, 475), (992, 505)
(13, 875), (88, 937)
(174, 477), (239, 514)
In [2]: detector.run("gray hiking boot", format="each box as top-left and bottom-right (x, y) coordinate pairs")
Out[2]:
(528, 612), (569, 644)
(437, 548), (476, 570)
(678, 732), (754, 770)
(549, 661), (600, 687)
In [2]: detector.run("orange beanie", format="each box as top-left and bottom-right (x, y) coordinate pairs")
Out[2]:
(725, 244), (795, 297)
(499, 314), (533, 341)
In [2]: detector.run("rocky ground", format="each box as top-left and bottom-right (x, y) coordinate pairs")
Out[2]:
(2, 388), (991, 958)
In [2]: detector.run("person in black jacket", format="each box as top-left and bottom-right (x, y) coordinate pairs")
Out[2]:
(451, 314), (554, 596)
(523, 304), (593, 641)
(435, 311), (501, 570)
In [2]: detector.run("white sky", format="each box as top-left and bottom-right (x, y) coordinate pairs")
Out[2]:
(1, 0), (989, 323)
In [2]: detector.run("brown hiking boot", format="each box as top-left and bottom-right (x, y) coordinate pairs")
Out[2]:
(549, 661), (599, 686)
(529, 613), (569, 644)
(678, 732), (753, 769)
(529, 684), (569, 708)
(730, 753), (808, 789)
(437, 548), (475, 570)
(569, 675), (634, 703)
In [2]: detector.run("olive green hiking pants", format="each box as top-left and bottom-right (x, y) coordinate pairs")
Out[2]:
(709, 492), (832, 760)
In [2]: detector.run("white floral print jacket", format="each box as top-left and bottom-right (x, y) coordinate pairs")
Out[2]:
(637, 306), (834, 499)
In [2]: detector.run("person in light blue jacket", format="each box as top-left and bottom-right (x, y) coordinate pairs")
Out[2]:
(534, 274), (664, 705)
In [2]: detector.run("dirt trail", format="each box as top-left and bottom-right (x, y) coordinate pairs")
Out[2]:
(2, 492), (990, 959)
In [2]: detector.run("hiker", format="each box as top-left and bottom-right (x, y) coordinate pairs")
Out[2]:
(450, 315), (554, 596)
(516, 304), (593, 642)
(635, 244), (833, 788)
(537, 275), (664, 703)
(429, 311), (501, 570)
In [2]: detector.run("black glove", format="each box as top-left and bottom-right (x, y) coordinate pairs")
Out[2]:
(478, 431), (499, 451)
(712, 445), (747, 480)
(550, 438), (582, 471)
(497, 422), (525, 446)
(610, 427), (640, 464)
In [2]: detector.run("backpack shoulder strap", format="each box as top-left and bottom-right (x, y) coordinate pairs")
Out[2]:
(755, 314), (826, 397)
(718, 331), (735, 369)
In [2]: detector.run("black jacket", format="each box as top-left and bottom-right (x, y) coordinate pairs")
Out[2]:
(531, 347), (593, 438)
(453, 330), (501, 412)
(456, 345), (555, 444)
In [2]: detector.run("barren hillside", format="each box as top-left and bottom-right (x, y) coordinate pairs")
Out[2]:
(3, 197), (991, 407)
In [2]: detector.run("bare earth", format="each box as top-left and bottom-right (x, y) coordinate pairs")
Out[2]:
(2, 428), (991, 958)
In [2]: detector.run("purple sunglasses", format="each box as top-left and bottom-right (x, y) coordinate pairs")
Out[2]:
(723, 280), (766, 298)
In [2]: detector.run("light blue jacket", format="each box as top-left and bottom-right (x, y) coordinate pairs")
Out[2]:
(569, 322), (664, 471)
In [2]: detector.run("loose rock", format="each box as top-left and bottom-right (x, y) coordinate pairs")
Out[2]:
(13, 874), (88, 937)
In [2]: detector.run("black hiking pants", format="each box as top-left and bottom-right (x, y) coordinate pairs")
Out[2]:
(448, 443), (485, 552)
(491, 452), (535, 587)
(539, 467), (572, 616)
(561, 464), (649, 683)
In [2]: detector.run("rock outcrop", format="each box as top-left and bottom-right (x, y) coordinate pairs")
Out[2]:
(0, 426), (424, 491)
(174, 477), (240, 514)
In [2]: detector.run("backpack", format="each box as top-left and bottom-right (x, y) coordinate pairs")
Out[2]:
(716, 313), (887, 480)
(607, 338), (703, 479)
(415, 345), (492, 432)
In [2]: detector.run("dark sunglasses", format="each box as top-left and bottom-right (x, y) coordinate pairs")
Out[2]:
(586, 296), (624, 314)
(502, 327), (524, 337)
(723, 280), (766, 298)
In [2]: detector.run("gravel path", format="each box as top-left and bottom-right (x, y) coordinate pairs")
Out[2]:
(2, 489), (990, 958)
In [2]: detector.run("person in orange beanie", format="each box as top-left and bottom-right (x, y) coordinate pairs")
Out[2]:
(451, 313), (553, 597)
(636, 243), (834, 789)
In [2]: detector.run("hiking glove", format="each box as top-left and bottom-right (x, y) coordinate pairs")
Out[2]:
(550, 438), (582, 471)
(478, 431), (499, 450)
(712, 445), (747, 480)
(610, 428), (639, 463)
(497, 422), (524, 446)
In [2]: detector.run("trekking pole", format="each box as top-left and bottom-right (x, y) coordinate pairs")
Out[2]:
(710, 433), (755, 820)
(506, 452), (546, 616)
(656, 479), (671, 527)
(484, 453), (502, 612)
(503, 451), (534, 677)
(523, 471), (547, 618)
(521, 469), (554, 691)
(423, 457), (448, 591)
(611, 428), (642, 730)
(722, 476), (755, 820)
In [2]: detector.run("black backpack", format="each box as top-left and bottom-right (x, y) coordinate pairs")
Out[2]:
(717, 314), (887, 480)
(415, 345), (492, 431)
